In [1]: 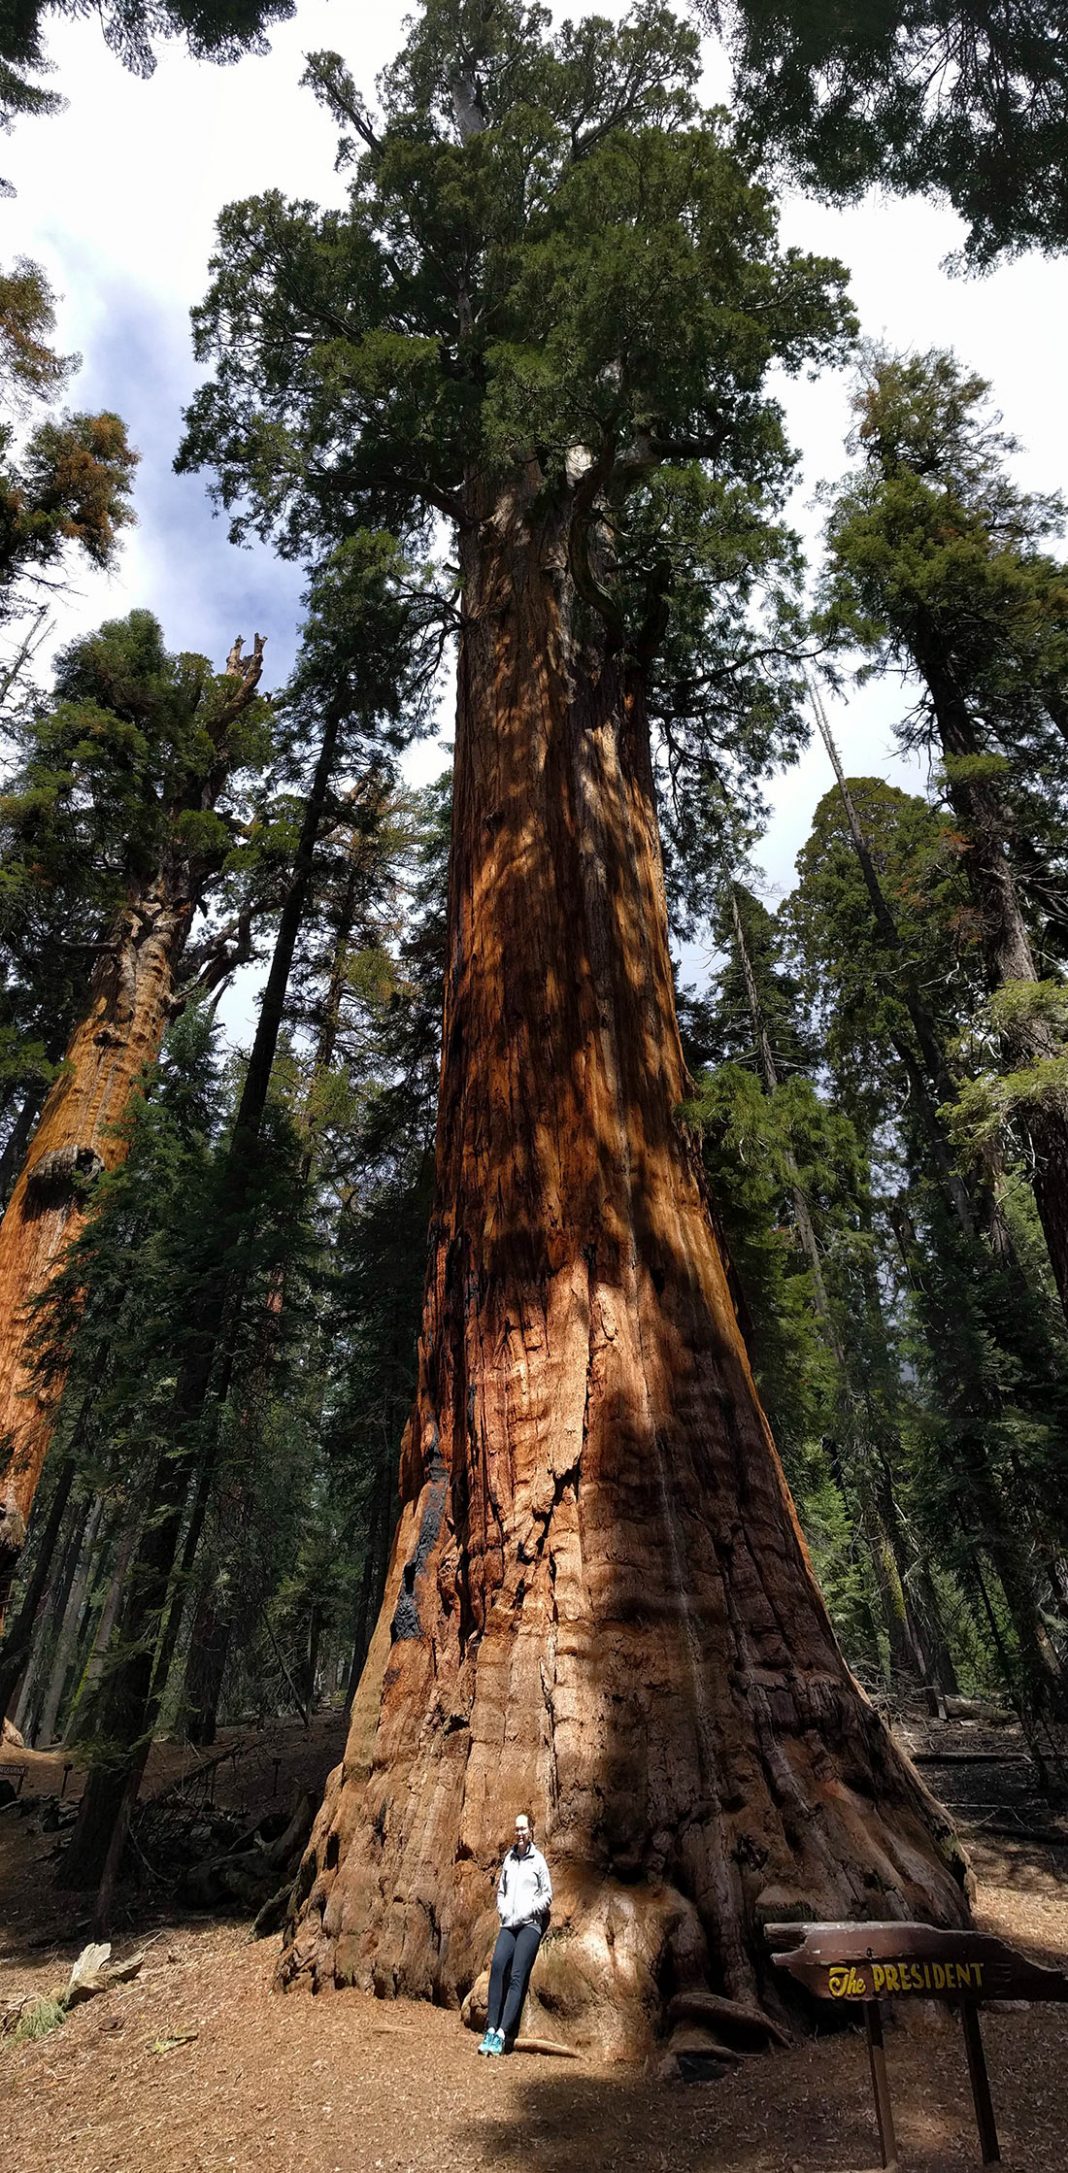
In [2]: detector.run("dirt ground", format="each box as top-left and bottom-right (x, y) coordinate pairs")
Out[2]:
(3, 1716), (1068, 2173)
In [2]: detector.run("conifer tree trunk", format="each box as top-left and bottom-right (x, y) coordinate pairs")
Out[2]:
(15, 1487), (86, 1739)
(35, 1496), (103, 1746)
(0, 1450), (75, 1721)
(0, 1080), (49, 1210)
(282, 475), (968, 2059)
(184, 1586), (231, 1747)
(68, 1508), (141, 1733)
(888, 1199), (1067, 1716)
(344, 1451), (394, 1714)
(919, 643), (1068, 1318)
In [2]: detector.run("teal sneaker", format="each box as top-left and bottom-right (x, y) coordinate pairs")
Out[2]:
(487, 2029), (505, 2056)
(477, 2029), (498, 2055)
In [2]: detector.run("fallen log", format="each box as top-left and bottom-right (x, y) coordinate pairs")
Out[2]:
(181, 1788), (317, 1912)
(2, 1939), (147, 2044)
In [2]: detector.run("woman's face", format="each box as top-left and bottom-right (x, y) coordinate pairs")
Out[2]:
(513, 1819), (531, 1855)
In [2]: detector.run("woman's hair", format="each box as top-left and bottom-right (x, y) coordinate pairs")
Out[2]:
(515, 1811), (534, 1831)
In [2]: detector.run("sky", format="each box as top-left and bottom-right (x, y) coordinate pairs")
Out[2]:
(5, 0), (1068, 1007)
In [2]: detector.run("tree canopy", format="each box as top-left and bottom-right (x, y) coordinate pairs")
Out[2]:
(711, 0), (1068, 265)
(179, 0), (856, 895)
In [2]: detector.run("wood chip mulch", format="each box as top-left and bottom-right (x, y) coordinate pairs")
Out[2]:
(3, 1716), (1068, 2172)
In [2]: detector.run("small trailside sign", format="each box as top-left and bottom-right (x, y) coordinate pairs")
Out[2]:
(767, 1921), (1068, 2171)
(767, 1919), (1068, 2006)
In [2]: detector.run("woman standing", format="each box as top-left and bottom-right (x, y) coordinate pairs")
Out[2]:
(478, 1813), (552, 2055)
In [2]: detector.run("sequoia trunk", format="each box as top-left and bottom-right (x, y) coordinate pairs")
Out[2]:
(0, 635), (266, 1619)
(0, 882), (196, 1614)
(283, 478), (967, 2062)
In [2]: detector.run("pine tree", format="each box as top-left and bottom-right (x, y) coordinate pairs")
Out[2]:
(685, 883), (956, 1708)
(181, 782), (436, 1747)
(180, 0), (967, 2052)
(820, 350), (1068, 1325)
(0, 257), (135, 660)
(789, 774), (1068, 1716)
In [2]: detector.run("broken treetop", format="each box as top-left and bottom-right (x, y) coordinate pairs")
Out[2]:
(767, 1921), (1068, 2004)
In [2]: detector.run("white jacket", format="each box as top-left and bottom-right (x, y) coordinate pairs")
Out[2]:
(496, 1844), (552, 1930)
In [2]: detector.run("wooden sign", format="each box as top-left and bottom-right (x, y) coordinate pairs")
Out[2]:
(767, 1919), (1068, 2007)
(766, 1920), (1068, 2171)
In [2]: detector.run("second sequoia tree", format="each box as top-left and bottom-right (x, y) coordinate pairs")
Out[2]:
(182, 0), (968, 2058)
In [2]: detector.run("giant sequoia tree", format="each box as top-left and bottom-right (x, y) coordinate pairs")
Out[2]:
(180, 0), (967, 2059)
(0, 612), (268, 1614)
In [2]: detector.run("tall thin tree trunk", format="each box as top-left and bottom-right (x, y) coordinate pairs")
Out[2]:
(180, 838), (374, 1747)
(728, 885), (940, 1707)
(281, 473), (967, 2059)
(15, 1490), (85, 1739)
(918, 643), (1068, 1318)
(35, 1497), (103, 1746)
(64, 1504), (141, 1744)
(344, 1450), (393, 1712)
(0, 1451), (75, 1721)
(0, 1078), (48, 1210)
(888, 1200), (1066, 1716)
(184, 1585), (231, 1747)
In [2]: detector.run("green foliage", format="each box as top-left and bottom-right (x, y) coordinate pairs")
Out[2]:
(786, 756), (1068, 1711)
(179, 0), (856, 893)
(0, 608), (272, 1178)
(819, 351), (1068, 823)
(683, 1059), (836, 1477)
(2, 607), (269, 933)
(800, 1474), (884, 1685)
(0, 259), (74, 407)
(712, 0), (1068, 265)
(0, 264), (135, 718)
(0, 409), (136, 628)
(787, 775), (977, 1124)
(8, 1994), (66, 2043)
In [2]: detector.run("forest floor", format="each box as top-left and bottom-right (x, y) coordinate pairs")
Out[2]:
(3, 1709), (1068, 2173)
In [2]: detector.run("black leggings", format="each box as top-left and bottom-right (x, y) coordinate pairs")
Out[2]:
(487, 1921), (542, 2039)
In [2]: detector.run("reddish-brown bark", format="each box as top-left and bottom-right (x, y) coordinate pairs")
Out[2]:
(281, 477), (967, 2061)
(0, 891), (193, 1593)
(0, 638), (265, 1616)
